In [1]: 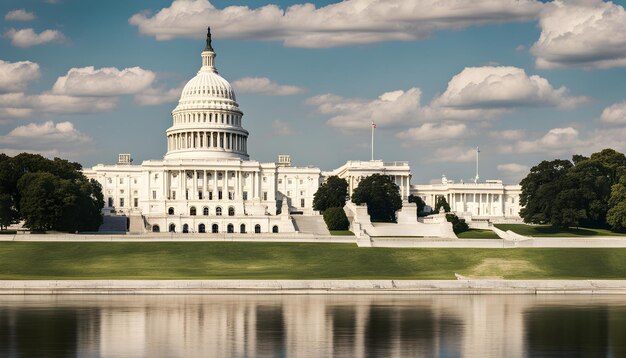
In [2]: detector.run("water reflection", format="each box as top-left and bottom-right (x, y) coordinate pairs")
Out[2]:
(0, 295), (625, 357)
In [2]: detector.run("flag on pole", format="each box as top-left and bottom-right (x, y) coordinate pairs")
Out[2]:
(372, 122), (376, 128)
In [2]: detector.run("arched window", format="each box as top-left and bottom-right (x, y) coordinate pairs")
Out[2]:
(272, 225), (279, 233)
(240, 224), (246, 233)
(183, 224), (189, 233)
(216, 206), (222, 216)
(212, 224), (219, 233)
(152, 225), (160, 233)
(198, 224), (206, 233)
(203, 207), (209, 216)
(190, 206), (196, 216)
(254, 224), (261, 234)
(228, 207), (235, 216)
(169, 223), (176, 233)
(227, 224), (234, 233)
(168, 207), (174, 215)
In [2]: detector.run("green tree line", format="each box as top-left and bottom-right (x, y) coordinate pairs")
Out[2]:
(520, 148), (626, 232)
(0, 153), (104, 232)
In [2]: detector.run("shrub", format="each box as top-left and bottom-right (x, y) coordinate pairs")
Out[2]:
(446, 213), (469, 234)
(323, 207), (349, 231)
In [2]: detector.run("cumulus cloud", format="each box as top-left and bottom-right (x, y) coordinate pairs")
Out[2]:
(432, 66), (588, 110)
(129, 0), (543, 48)
(52, 66), (156, 96)
(0, 92), (117, 118)
(0, 59), (40, 92)
(0, 121), (92, 159)
(532, 0), (626, 69)
(515, 127), (581, 154)
(396, 122), (467, 143)
(4, 28), (66, 48)
(233, 77), (305, 96)
(134, 84), (183, 106)
(429, 146), (477, 163)
(272, 120), (294, 135)
(5, 9), (36, 21)
(600, 100), (626, 124)
(307, 88), (423, 129)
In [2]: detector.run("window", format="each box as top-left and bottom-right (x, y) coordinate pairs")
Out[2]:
(300, 191), (304, 196)
(120, 178), (124, 184)
(227, 224), (234, 233)
(278, 179), (282, 184)
(272, 225), (279, 233)
(228, 207), (235, 216)
(172, 191), (176, 200)
(243, 191), (248, 200)
(198, 224), (206, 233)
(208, 192), (213, 200)
(299, 180), (303, 185)
(182, 224), (189, 233)
(169, 223), (176, 232)
(134, 198), (138, 208)
(263, 176), (267, 182)
(119, 198), (125, 207)
(190, 207), (197, 216)
(255, 224), (261, 234)
(218, 191), (222, 200)
(511, 197), (515, 204)
(133, 178), (137, 184)
(300, 198), (305, 208)
(203, 207), (209, 216)
(216, 207), (222, 216)
(263, 192), (268, 201)
(198, 191), (203, 200)
(152, 191), (156, 200)
(240, 224), (246, 233)
(108, 197), (113, 207)
(168, 207), (174, 215)
(186, 190), (189, 200)
(152, 225), (160, 233)
(288, 179), (292, 185)
(120, 190), (124, 195)
(228, 191), (233, 200)
(212, 224), (219, 233)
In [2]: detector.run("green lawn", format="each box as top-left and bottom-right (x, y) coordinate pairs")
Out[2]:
(457, 229), (501, 239)
(495, 224), (626, 237)
(1, 242), (626, 280)
(329, 230), (355, 236)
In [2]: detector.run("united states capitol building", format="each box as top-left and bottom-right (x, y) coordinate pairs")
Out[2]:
(84, 30), (521, 235)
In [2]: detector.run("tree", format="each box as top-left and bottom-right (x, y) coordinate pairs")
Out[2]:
(607, 177), (626, 232)
(17, 172), (64, 231)
(446, 213), (469, 234)
(433, 196), (450, 213)
(520, 159), (573, 226)
(408, 194), (426, 216)
(351, 174), (402, 222)
(313, 176), (348, 212)
(0, 193), (17, 230)
(322, 207), (349, 230)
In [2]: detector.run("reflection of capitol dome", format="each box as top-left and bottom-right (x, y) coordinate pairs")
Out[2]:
(165, 28), (249, 161)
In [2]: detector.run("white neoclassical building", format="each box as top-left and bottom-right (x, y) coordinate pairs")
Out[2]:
(84, 29), (521, 234)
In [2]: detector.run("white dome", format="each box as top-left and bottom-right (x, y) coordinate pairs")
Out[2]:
(178, 69), (236, 104)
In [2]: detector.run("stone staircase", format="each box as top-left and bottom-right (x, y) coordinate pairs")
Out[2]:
(292, 215), (330, 235)
(98, 215), (128, 234)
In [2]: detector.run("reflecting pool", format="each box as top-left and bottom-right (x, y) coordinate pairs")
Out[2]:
(0, 295), (625, 357)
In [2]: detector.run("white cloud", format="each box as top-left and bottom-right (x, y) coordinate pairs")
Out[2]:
(233, 77), (304, 96)
(432, 66), (588, 110)
(0, 121), (92, 159)
(489, 129), (525, 140)
(516, 127), (580, 154)
(532, 0), (626, 69)
(600, 100), (626, 124)
(0, 92), (117, 118)
(497, 163), (530, 174)
(129, 0), (543, 48)
(0, 59), (40, 92)
(4, 28), (66, 48)
(272, 120), (294, 135)
(52, 66), (156, 96)
(135, 84), (183, 106)
(307, 88), (423, 129)
(429, 146), (477, 163)
(5, 9), (36, 21)
(396, 122), (467, 143)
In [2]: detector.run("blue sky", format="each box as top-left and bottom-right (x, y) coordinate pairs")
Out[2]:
(1, 0), (626, 184)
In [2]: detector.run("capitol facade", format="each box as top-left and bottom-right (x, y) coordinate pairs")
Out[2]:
(84, 30), (522, 234)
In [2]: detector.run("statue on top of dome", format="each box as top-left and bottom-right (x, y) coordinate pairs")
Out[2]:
(204, 26), (214, 52)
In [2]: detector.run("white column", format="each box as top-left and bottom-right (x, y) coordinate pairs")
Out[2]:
(192, 170), (197, 200)
(213, 169), (218, 200)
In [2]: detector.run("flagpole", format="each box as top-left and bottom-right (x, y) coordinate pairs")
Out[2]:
(371, 122), (374, 161)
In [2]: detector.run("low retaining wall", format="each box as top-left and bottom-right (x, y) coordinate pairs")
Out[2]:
(2, 280), (626, 295)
